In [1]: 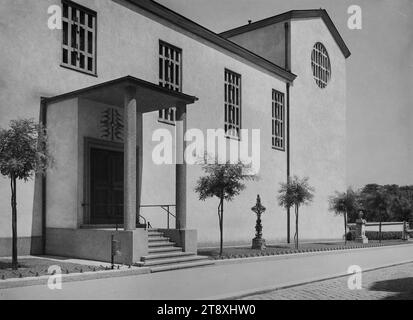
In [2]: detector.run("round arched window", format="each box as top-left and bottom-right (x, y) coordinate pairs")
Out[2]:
(311, 43), (331, 89)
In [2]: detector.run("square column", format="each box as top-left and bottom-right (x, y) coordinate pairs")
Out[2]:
(124, 86), (138, 231)
(175, 102), (187, 230)
(136, 108), (143, 223)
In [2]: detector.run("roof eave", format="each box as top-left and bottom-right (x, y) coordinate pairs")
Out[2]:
(124, 0), (296, 82)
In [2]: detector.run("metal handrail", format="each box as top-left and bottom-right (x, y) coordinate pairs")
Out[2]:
(138, 214), (154, 230)
(140, 204), (176, 229)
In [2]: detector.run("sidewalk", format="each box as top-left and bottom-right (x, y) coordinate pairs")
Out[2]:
(240, 262), (413, 300)
(1, 243), (413, 300)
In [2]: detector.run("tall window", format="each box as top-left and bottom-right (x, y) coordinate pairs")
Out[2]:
(62, 0), (97, 75)
(159, 41), (182, 124)
(272, 90), (285, 150)
(224, 69), (241, 139)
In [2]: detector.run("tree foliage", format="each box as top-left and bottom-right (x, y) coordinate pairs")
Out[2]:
(343, 184), (413, 224)
(0, 119), (50, 180)
(195, 161), (255, 202)
(360, 185), (391, 222)
(329, 188), (359, 217)
(278, 176), (315, 210)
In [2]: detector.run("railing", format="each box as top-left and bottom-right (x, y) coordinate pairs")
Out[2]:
(137, 214), (152, 230)
(140, 204), (176, 230)
(348, 221), (411, 241)
(348, 221), (407, 228)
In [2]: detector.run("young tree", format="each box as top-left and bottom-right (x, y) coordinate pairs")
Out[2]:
(278, 176), (314, 249)
(387, 186), (413, 223)
(360, 185), (391, 243)
(390, 195), (412, 222)
(329, 188), (360, 245)
(195, 161), (255, 256)
(0, 119), (51, 270)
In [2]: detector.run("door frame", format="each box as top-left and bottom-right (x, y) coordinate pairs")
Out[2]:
(83, 137), (124, 225)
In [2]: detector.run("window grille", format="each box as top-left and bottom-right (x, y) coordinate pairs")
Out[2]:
(159, 41), (182, 124)
(272, 90), (285, 150)
(311, 42), (331, 89)
(62, 0), (97, 75)
(224, 69), (241, 139)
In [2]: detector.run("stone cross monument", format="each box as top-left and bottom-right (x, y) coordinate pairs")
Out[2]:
(252, 195), (266, 250)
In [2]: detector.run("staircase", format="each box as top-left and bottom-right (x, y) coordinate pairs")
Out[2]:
(140, 229), (214, 273)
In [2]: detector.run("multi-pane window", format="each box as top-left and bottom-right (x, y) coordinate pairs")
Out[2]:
(159, 41), (182, 124)
(272, 90), (285, 150)
(62, 0), (97, 75)
(311, 42), (331, 89)
(224, 69), (241, 139)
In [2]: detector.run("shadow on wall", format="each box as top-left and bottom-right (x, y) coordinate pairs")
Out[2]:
(370, 277), (413, 300)
(29, 173), (43, 256)
(28, 145), (45, 255)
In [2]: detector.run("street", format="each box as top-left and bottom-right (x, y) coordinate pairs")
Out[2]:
(1, 244), (413, 300)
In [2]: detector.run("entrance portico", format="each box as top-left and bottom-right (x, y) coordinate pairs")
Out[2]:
(42, 76), (198, 264)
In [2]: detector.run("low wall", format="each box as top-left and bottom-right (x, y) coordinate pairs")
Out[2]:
(159, 229), (197, 253)
(348, 222), (405, 232)
(46, 228), (148, 265)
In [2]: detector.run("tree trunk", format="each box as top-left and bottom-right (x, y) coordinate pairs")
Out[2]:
(287, 208), (291, 244)
(379, 218), (382, 244)
(295, 205), (299, 249)
(11, 175), (18, 270)
(219, 197), (224, 256)
(344, 212), (347, 246)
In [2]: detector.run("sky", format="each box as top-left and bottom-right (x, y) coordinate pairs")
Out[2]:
(156, 0), (413, 188)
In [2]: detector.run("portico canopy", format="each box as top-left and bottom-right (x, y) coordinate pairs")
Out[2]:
(43, 75), (198, 110)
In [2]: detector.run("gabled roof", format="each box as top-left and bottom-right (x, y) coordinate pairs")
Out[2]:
(220, 10), (351, 59)
(124, 0), (296, 82)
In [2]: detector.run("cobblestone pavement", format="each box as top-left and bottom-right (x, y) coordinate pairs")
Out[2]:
(241, 263), (413, 300)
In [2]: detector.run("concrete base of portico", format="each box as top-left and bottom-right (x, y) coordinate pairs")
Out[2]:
(46, 228), (148, 265)
(159, 229), (197, 253)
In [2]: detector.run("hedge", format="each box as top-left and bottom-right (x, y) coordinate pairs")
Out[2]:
(347, 231), (403, 241)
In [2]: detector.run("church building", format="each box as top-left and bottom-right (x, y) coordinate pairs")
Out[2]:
(0, 0), (350, 269)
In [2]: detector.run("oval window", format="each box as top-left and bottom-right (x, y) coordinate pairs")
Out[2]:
(311, 42), (331, 89)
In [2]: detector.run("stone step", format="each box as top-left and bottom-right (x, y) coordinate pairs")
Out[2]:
(150, 260), (215, 273)
(143, 255), (208, 267)
(148, 246), (183, 254)
(142, 251), (195, 261)
(148, 232), (165, 237)
(148, 241), (175, 248)
(148, 236), (170, 242)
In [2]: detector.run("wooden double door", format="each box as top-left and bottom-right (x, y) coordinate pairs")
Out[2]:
(90, 148), (124, 225)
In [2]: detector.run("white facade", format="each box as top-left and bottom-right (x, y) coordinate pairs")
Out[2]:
(0, 0), (349, 258)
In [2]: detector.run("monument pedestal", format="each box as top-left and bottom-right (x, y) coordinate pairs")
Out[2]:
(355, 236), (369, 244)
(355, 215), (368, 244)
(252, 237), (266, 250)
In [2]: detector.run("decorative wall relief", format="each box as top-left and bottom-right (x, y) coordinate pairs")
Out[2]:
(100, 108), (124, 141)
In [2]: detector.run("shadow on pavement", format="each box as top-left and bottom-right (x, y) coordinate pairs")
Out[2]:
(370, 277), (413, 300)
